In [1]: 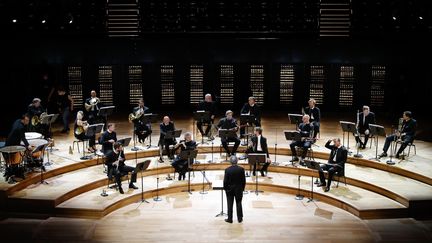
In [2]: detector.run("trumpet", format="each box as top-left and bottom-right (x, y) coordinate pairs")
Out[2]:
(85, 97), (100, 111)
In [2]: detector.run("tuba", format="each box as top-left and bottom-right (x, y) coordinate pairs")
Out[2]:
(85, 97), (100, 111)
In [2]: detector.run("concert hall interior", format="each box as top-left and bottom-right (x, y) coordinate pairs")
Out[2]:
(1, 0), (432, 242)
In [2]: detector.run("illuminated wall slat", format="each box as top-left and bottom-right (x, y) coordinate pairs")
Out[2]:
(309, 65), (325, 105)
(128, 65), (143, 106)
(250, 65), (264, 104)
(98, 65), (114, 106)
(219, 65), (234, 104)
(161, 65), (175, 105)
(67, 66), (83, 109)
(190, 65), (204, 104)
(370, 65), (385, 107)
(339, 65), (354, 107)
(280, 64), (295, 105)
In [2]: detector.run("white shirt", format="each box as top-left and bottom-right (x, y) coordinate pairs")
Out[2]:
(333, 145), (342, 162)
(257, 135), (262, 152)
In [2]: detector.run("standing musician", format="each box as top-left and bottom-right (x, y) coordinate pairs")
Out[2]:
(100, 123), (117, 154)
(74, 111), (96, 153)
(246, 127), (271, 177)
(289, 115), (315, 164)
(303, 98), (321, 138)
(223, 155), (246, 224)
(130, 98), (152, 144)
(158, 116), (177, 162)
(170, 132), (197, 180)
(196, 94), (217, 139)
(354, 105), (376, 149)
(104, 142), (138, 194)
(379, 111), (417, 159)
(317, 138), (347, 192)
(27, 98), (49, 138)
(240, 97), (261, 138)
(217, 110), (240, 156)
(84, 90), (101, 124)
(3, 114), (32, 181)
(52, 86), (74, 133)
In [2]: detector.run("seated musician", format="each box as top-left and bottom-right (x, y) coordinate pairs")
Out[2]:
(171, 132), (197, 180)
(379, 111), (417, 159)
(303, 98), (321, 138)
(84, 90), (102, 124)
(27, 98), (49, 138)
(240, 97), (261, 138)
(317, 138), (347, 192)
(217, 110), (240, 156)
(132, 98), (152, 144)
(158, 116), (177, 162)
(74, 111), (96, 153)
(3, 114), (33, 181)
(100, 123), (117, 154)
(105, 142), (138, 194)
(196, 94), (217, 140)
(354, 105), (376, 149)
(246, 127), (271, 177)
(289, 115), (314, 164)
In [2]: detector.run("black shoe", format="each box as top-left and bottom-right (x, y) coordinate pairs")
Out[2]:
(158, 157), (164, 163)
(378, 152), (387, 158)
(225, 219), (233, 224)
(238, 218), (243, 223)
(324, 187), (330, 192)
(290, 157), (299, 162)
(395, 154), (401, 159)
(129, 183), (138, 189)
(41, 166), (46, 172)
(317, 182), (326, 187)
(260, 171), (265, 177)
(119, 187), (124, 194)
(252, 172), (256, 176)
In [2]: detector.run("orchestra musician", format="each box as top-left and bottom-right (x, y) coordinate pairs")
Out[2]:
(27, 98), (49, 138)
(303, 98), (321, 138)
(158, 116), (177, 162)
(84, 90), (101, 124)
(289, 115), (314, 164)
(217, 110), (240, 156)
(104, 142), (138, 194)
(131, 98), (152, 144)
(240, 97), (261, 138)
(246, 127), (271, 177)
(170, 132), (197, 180)
(74, 111), (96, 153)
(379, 111), (417, 159)
(317, 138), (347, 192)
(100, 123), (117, 154)
(51, 86), (74, 133)
(196, 94), (217, 140)
(354, 105), (376, 149)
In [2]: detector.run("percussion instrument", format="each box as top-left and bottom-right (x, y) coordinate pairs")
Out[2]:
(25, 132), (43, 140)
(0, 145), (26, 165)
(21, 139), (48, 159)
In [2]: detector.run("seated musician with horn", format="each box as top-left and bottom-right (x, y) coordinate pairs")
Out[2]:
(84, 90), (102, 124)
(354, 105), (376, 149)
(105, 142), (138, 194)
(27, 98), (49, 138)
(240, 97), (261, 139)
(303, 98), (321, 138)
(129, 98), (152, 144)
(196, 94), (217, 140)
(170, 132), (197, 180)
(217, 110), (240, 156)
(289, 115), (315, 164)
(379, 111), (417, 159)
(100, 123), (117, 155)
(3, 114), (33, 181)
(317, 138), (347, 192)
(158, 116), (177, 162)
(246, 127), (271, 177)
(74, 111), (96, 153)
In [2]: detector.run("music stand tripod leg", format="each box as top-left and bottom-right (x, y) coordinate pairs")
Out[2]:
(215, 189), (227, 217)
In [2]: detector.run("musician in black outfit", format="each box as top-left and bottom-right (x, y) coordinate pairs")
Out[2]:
(303, 98), (321, 138)
(171, 132), (197, 180)
(100, 123), (117, 154)
(354, 106), (376, 149)
(158, 116), (177, 162)
(196, 94), (217, 139)
(27, 98), (49, 138)
(74, 111), (96, 153)
(317, 138), (347, 192)
(223, 155), (246, 223)
(84, 90), (102, 124)
(50, 86), (74, 133)
(105, 143), (138, 194)
(240, 97), (261, 138)
(246, 127), (271, 177)
(132, 98), (152, 144)
(379, 111), (417, 159)
(217, 110), (240, 156)
(289, 115), (314, 164)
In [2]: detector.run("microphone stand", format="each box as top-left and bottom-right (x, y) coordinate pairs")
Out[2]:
(386, 126), (396, 165)
(153, 158), (162, 201)
(353, 110), (363, 158)
(272, 128), (279, 165)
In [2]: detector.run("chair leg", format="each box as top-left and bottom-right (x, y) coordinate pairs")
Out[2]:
(414, 145), (416, 155)
(407, 145), (411, 157)
(343, 176), (347, 186)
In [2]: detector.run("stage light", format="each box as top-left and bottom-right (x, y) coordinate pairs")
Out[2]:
(42, 19), (46, 24)
(419, 16), (423, 20)
(12, 19), (17, 23)
(392, 16), (397, 20)
(69, 20), (73, 24)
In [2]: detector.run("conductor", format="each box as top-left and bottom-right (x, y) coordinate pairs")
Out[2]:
(223, 155), (246, 223)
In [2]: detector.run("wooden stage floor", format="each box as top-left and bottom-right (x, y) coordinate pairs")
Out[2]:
(1, 114), (432, 242)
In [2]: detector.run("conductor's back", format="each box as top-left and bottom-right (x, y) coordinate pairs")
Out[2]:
(223, 156), (246, 223)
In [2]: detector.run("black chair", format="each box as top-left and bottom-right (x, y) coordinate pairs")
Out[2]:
(106, 166), (130, 190)
(395, 140), (416, 157)
(335, 164), (347, 188)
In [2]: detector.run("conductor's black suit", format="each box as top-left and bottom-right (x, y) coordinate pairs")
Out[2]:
(223, 164), (246, 222)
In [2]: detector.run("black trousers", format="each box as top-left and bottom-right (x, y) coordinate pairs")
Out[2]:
(111, 165), (137, 187)
(159, 138), (176, 158)
(226, 190), (243, 221)
(197, 119), (213, 136)
(354, 127), (370, 146)
(246, 148), (270, 175)
(290, 140), (312, 158)
(318, 164), (341, 187)
(135, 123), (152, 142)
(240, 120), (261, 137)
(171, 157), (192, 178)
(221, 137), (240, 155)
(75, 133), (96, 147)
(383, 134), (414, 155)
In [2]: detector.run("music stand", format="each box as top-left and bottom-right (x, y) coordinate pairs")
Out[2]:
(305, 160), (321, 203)
(118, 137), (132, 147)
(134, 159), (151, 203)
(32, 143), (50, 185)
(218, 129), (238, 157)
(41, 114), (59, 162)
(141, 113), (159, 148)
(240, 114), (256, 146)
(340, 121), (356, 155)
(284, 130), (304, 200)
(98, 106), (115, 130)
(368, 124), (386, 161)
(248, 153), (266, 195)
(193, 111), (211, 145)
(80, 123), (104, 160)
(180, 149), (198, 194)
(288, 113), (303, 130)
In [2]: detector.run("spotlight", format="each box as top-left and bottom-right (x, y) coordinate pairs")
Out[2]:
(392, 16), (397, 20)
(419, 16), (423, 20)
(42, 19), (46, 24)
(69, 19), (73, 24)
(12, 19), (17, 23)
